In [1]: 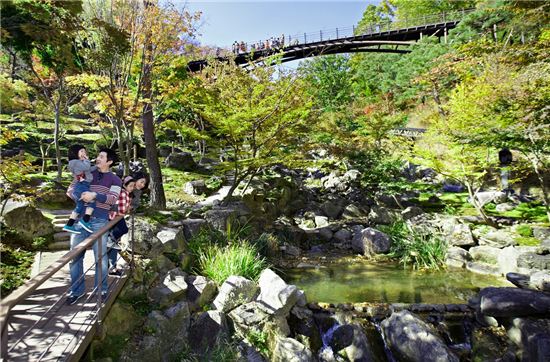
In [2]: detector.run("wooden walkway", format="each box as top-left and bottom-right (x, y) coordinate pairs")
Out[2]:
(5, 250), (128, 361)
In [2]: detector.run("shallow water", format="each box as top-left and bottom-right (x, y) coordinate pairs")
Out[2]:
(282, 259), (511, 304)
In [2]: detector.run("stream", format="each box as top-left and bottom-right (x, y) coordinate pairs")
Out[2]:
(282, 258), (511, 304)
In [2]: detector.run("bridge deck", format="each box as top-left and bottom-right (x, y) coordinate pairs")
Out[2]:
(6, 251), (127, 361)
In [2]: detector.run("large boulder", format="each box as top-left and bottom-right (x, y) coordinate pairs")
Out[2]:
(342, 169), (361, 183)
(530, 271), (550, 292)
(288, 306), (322, 353)
(103, 301), (141, 337)
(213, 275), (258, 313)
(321, 173), (348, 192)
(180, 218), (207, 240)
(229, 301), (290, 338)
(272, 337), (312, 362)
(314, 215), (329, 228)
(478, 229), (516, 248)
(445, 246), (471, 269)
(517, 252), (550, 271)
(204, 203), (251, 231)
(468, 246), (501, 266)
(333, 229), (352, 244)
(321, 198), (345, 219)
(123, 217), (162, 256)
(351, 227), (391, 256)
(165, 152), (196, 171)
(533, 227), (550, 242)
(381, 310), (459, 362)
(447, 223), (476, 247)
(184, 180), (207, 195)
(156, 227), (186, 253)
(478, 287), (550, 317)
(474, 191), (508, 207)
(342, 203), (370, 219)
(256, 268), (299, 316)
(328, 324), (376, 362)
(188, 310), (229, 354)
(148, 268), (188, 308)
(507, 317), (550, 362)
(186, 275), (217, 310)
(1, 199), (54, 241)
(368, 206), (396, 225)
(122, 303), (190, 361)
(401, 206), (424, 221)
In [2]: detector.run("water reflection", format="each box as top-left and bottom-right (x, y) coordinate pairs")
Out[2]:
(282, 260), (510, 304)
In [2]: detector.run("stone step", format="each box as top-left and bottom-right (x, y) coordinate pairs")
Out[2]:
(52, 214), (71, 220)
(53, 231), (70, 241)
(48, 240), (70, 251)
(41, 209), (74, 216)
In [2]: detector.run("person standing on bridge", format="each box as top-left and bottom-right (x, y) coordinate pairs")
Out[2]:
(66, 148), (121, 305)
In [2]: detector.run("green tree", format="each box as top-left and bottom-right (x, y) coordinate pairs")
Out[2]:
(189, 59), (314, 202)
(298, 54), (353, 113)
(1, 0), (85, 181)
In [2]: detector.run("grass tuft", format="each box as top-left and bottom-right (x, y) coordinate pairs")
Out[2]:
(197, 241), (267, 285)
(381, 220), (448, 270)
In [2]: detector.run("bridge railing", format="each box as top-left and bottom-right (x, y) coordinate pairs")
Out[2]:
(0, 214), (134, 361)
(222, 8), (475, 57)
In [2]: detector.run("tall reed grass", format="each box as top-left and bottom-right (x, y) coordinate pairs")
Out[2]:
(382, 220), (448, 270)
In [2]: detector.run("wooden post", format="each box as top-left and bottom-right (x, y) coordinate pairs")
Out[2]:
(320, 30), (323, 41)
(336, 28), (339, 38)
(493, 24), (498, 41)
(304, 32), (307, 43)
(420, 32), (423, 40)
(444, 27), (448, 44)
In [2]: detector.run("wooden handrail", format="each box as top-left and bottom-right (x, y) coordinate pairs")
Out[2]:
(0, 215), (123, 358)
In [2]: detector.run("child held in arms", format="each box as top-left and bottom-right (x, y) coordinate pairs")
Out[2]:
(63, 144), (97, 234)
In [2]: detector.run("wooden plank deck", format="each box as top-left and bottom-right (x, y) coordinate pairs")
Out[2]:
(6, 251), (128, 361)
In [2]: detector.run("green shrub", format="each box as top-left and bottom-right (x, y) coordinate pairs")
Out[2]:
(515, 225), (533, 237)
(197, 241), (267, 285)
(246, 329), (270, 357)
(177, 338), (240, 362)
(381, 220), (448, 270)
(0, 244), (34, 295)
(515, 237), (540, 246)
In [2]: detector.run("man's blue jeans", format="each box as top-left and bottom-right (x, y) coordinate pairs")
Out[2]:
(72, 181), (95, 214)
(69, 217), (109, 296)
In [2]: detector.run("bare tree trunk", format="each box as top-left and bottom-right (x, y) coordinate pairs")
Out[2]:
(39, 142), (52, 175)
(431, 82), (446, 118)
(465, 182), (497, 227)
(140, 0), (165, 209)
(113, 119), (127, 175)
(54, 81), (63, 182)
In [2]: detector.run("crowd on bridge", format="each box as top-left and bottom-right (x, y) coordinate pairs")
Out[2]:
(231, 34), (299, 55)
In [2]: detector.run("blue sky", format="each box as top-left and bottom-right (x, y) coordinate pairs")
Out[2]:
(182, 1), (376, 48)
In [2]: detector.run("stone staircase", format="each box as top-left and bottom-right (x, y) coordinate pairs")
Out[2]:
(43, 209), (73, 251)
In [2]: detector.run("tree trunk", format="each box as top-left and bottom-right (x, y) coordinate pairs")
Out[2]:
(54, 82), (63, 182)
(113, 119), (127, 175)
(39, 142), (51, 175)
(466, 182), (497, 228)
(140, 0), (166, 209)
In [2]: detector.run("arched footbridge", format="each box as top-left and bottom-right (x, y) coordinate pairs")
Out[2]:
(188, 8), (474, 72)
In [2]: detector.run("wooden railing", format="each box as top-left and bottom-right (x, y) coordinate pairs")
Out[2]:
(0, 215), (127, 361)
